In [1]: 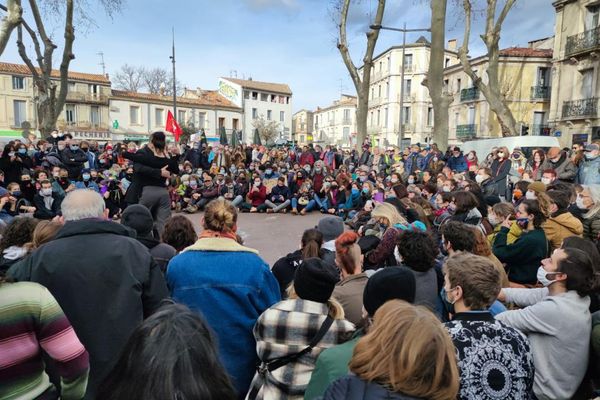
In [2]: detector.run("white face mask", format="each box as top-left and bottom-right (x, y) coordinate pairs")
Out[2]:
(442, 186), (451, 193)
(497, 152), (505, 158)
(536, 266), (559, 287)
(488, 214), (499, 227)
(525, 191), (537, 200)
(475, 175), (485, 184)
(576, 196), (587, 210)
(541, 177), (552, 185)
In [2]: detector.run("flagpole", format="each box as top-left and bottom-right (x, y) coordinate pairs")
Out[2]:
(170, 27), (177, 124)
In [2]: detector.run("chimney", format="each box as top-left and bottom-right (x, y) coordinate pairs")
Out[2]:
(248, 77), (253, 81)
(447, 39), (457, 51)
(196, 87), (202, 97)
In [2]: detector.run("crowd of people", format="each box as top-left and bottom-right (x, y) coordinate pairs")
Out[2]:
(0, 130), (599, 400)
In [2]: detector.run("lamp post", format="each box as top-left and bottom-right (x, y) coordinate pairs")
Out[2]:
(169, 27), (177, 122)
(370, 23), (430, 149)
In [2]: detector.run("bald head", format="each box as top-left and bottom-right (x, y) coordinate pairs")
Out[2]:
(61, 189), (106, 221)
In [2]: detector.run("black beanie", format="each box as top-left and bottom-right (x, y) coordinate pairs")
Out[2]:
(121, 204), (154, 236)
(363, 266), (416, 316)
(294, 258), (340, 303)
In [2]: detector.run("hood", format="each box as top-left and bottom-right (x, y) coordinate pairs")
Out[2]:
(285, 249), (303, 262)
(55, 219), (137, 240)
(549, 212), (584, 235)
(136, 235), (161, 250)
(3, 245), (27, 261)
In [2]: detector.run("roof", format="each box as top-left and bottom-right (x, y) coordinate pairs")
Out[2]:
(499, 47), (553, 57)
(222, 77), (292, 95)
(0, 61), (110, 84)
(111, 90), (241, 109)
(316, 97), (357, 112)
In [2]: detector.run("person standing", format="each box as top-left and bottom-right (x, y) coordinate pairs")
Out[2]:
(7, 190), (168, 399)
(167, 199), (280, 397)
(490, 147), (512, 199)
(577, 143), (600, 185)
(60, 140), (88, 180)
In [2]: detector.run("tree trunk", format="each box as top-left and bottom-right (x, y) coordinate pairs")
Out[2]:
(356, 93), (368, 146)
(458, 0), (518, 137)
(0, 0), (22, 57)
(424, 0), (452, 148)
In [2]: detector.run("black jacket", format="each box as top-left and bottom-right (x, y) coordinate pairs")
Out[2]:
(32, 193), (62, 220)
(123, 147), (179, 204)
(60, 148), (88, 179)
(7, 219), (169, 399)
(272, 248), (333, 299)
(323, 375), (422, 400)
(269, 184), (291, 203)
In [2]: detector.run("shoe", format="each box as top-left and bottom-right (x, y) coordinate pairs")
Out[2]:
(282, 209), (288, 214)
(266, 208), (273, 213)
(250, 207), (257, 213)
(185, 205), (198, 213)
(175, 204), (182, 213)
(300, 209), (306, 216)
(291, 208), (298, 215)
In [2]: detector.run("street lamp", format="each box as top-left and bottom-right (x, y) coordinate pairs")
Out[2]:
(370, 24), (431, 149)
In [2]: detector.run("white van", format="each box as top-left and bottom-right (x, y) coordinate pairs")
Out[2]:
(461, 136), (561, 159)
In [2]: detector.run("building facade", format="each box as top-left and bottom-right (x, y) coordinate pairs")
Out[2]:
(444, 46), (553, 145)
(360, 38), (460, 147)
(0, 62), (111, 142)
(550, 0), (600, 146)
(292, 109), (314, 146)
(218, 77), (292, 143)
(109, 89), (242, 142)
(312, 95), (357, 148)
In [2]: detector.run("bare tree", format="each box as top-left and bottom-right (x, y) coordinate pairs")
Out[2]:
(113, 64), (145, 92)
(0, 0), (22, 56)
(252, 115), (279, 144)
(458, 0), (518, 136)
(422, 0), (453, 148)
(143, 67), (168, 94)
(335, 0), (385, 149)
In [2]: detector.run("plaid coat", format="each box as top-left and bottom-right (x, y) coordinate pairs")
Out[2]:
(246, 299), (355, 400)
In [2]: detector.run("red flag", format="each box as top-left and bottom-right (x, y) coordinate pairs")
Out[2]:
(165, 110), (182, 142)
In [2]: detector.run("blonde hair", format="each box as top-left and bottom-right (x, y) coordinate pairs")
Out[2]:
(203, 198), (237, 233)
(350, 300), (459, 400)
(25, 220), (62, 251)
(286, 284), (346, 320)
(371, 202), (406, 226)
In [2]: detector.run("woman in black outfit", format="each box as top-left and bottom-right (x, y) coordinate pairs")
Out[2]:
(0, 144), (24, 185)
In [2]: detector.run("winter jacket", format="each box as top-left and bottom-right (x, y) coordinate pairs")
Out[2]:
(60, 148), (88, 179)
(577, 156), (600, 185)
(332, 274), (369, 327)
(221, 183), (243, 201)
(492, 227), (547, 285)
(490, 158), (512, 198)
(136, 235), (177, 273)
(0, 157), (23, 185)
(184, 148), (202, 168)
(480, 177), (499, 197)
(272, 249), (333, 299)
(447, 154), (468, 172)
(582, 212), (600, 242)
(7, 219), (169, 399)
(248, 185), (267, 206)
(246, 299), (355, 400)
(32, 192), (62, 220)
(450, 207), (482, 227)
(542, 211), (583, 251)
(270, 184), (291, 203)
(321, 375), (424, 400)
(541, 153), (577, 182)
(404, 152), (424, 174)
(299, 152), (315, 166)
(167, 237), (280, 397)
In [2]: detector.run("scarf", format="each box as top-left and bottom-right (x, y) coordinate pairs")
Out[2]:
(198, 229), (238, 241)
(43, 194), (54, 210)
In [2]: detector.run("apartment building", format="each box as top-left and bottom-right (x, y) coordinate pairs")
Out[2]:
(549, 0), (600, 146)
(312, 94), (357, 148)
(444, 45), (553, 144)
(292, 109), (314, 146)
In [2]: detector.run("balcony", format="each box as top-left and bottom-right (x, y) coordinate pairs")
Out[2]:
(370, 97), (385, 107)
(403, 64), (414, 73)
(371, 69), (389, 82)
(460, 87), (480, 102)
(530, 86), (550, 100)
(341, 118), (352, 125)
(565, 26), (600, 57)
(456, 124), (477, 139)
(530, 124), (551, 136)
(66, 92), (109, 104)
(562, 97), (598, 119)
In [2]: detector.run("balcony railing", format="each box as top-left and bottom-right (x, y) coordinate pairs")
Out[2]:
(456, 124), (477, 139)
(403, 64), (414, 73)
(531, 86), (550, 100)
(562, 97), (598, 119)
(341, 118), (352, 125)
(66, 92), (109, 104)
(530, 124), (551, 136)
(460, 87), (480, 102)
(566, 26), (600, 57)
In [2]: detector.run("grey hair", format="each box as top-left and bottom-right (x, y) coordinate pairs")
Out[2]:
(61, 189), (106, 221)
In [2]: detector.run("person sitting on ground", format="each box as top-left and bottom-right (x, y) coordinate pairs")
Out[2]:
(97, 303), (236, 400)
(74, 168), (100, 192)
(363, 203), (406, 269)
(497, 247), (597, 400)
(0, 217), (38, 274)
(247, 257), (355, 400)
(243, 175), (268, 213)
(321, 300), (459, 400)
(543, 189), (583, 251)
(487, 202), (520, 245)
(221, 176), (244, 208)
(443, 252), (534, 399)
(316, 216), (344, 266)
(121, 204), (177, 273)
(575, 184), (600, 242)
(449, 191), (483, 227)
(304, 266), (416, 400)
(33, 180), (62, 220)
(331, 231), (368, 327)
(263, 176), (291, 213)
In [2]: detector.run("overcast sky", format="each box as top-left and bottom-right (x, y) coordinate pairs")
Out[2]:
(1, 0), (556, 112)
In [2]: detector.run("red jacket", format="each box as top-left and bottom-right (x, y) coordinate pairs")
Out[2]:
(299, 152), (314, 166)
(247, 185), (267, 207)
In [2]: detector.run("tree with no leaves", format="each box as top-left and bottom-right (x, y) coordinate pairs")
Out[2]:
(113, 64), (145, 92)
(252, 115), (280, 145)
(458, 0), (518, 137)
(0, 0), (22, 56)
(335, 0), (385, 150)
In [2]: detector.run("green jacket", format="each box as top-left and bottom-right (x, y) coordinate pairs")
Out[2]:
(492, 227), (547, 285)
(304, 331), (363, 400)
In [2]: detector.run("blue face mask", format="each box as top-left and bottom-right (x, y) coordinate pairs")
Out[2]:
(18, 148), (27, 155)
(265, 169), (272, 175)
(82, 174), (90, 181)
(440, 287), (455, 315)
(11, 190), (21, 197)
(70, 145), (79, 151)
(351, 188), (360, 195)
(362, 188), (370, 194)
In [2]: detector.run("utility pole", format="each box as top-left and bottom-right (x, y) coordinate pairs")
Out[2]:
(97, 52), (106, 75)
(169, 27), (177, 121)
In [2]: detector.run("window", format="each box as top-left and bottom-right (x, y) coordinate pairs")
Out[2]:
(89, 84), (98, 95)
(455, 112), (460, 128)
(403, 54), (413, 68)
(443, 79), (449, 92)
(65, 104), (76, 125)
(286, 96), (290, 104)
(244, 90), (250, 99)
(280, 111), (285, 122)
(218, 117), (225, 128)
(582, 69), (594, 99)
(386, 82), (390, 99)
(445, 58), (450, 68)
(427, 107), (434, 126)
(271, 94), (277, 103)
(252, 91), (258, 100)
(457, 78), (462, 92)
(130, 106), (140, 124)
(199, 112), (206, 129)
(370, 111), (374, 126)
(12, 76), (24, 90)
(404, 79), (412, 98)
(371, 87), (375, 100)
(178, 110), (186, 123)
(377, 110), (381, 126)
(379, 61), (383, 71)
(586, 5), (600, 30)
(537, 67), (549, 87)
(68, 82), (76, 92)
(267, 110), (272, 120)
(260, 93), (268, 102)
(468, 106), (476, 124)
(252, 108), (258, 119)
(343, 109), (351, 123)
(300, 134), (305, 143)
(155, 108), (164, 126)
(402, 106), (411, 124)
(378, 85), (382, 98)
(343, 127), (350, 141)
(384, 108), (388, 128)
(13, 100), (26, 127)
(233, 118), (239, 130)
(90, 106), (100, 126)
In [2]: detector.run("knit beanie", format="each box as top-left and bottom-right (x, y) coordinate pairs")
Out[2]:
(294, 257), (340, 303)
(527, 181), (546, 194)
(121, 204), (154, 236)
(316, 216), (344, 242)
(363, 266), (416, 316)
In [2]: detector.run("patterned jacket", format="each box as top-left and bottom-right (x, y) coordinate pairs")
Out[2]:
(444, 311), (534, 400)
(246, 299), (355, 400)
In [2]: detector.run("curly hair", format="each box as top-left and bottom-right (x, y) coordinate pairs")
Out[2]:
(0, 217), (39, 254)
(162, 215), (197, 252)
(396, 230), (438, 272)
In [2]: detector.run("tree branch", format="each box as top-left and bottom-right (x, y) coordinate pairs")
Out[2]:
(0, 0), (22, 56)
(55, 0), (75, 120)
(16, 24), (40, 83)
(336, 0), (361, 90)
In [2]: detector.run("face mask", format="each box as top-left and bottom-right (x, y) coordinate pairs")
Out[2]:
(81, 147), (89, 152)
(408, 178), (415, 184)
(351, 188), (359, 195)
(52, 172), (60, 178)
(525, 191), (537, 200)
(585, 152), (598, 160)
(217, 179), (224, 185)
(11, 190), (21, 197)
(70, 145), (79, 151)
(516, 217), (530, 229)
(249, 166), (255, 171)
(51, 132), (58, 138)
(488, 214), (500, 227)
(576, 196), (587, 210)
(362, 188), (369, 194)
(359, 176), (367, 182)
(40, 188), (52, 196)
(441, 287), (456, 315)
(265, 169), (272, 175)
(541, 177), (552, 185)
(18, 148), (27, 155)
(254, 181), (261, 187)
(58, 145), (65, 151)
(230, 166), (237, 174)
(8, 151), (15, 157)
(190, 182), (198, 188)
(497, 152), (505, 158)
(303, 166), (311, 173)
(442, 186), (451, 193)
(537, 266), (559, 287)
(82, 174), (90, 181)
(475, 175), (485, 184)
(315, 167), (322, 173)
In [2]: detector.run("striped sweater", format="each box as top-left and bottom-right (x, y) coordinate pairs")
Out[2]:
(0, 281), (89, 400)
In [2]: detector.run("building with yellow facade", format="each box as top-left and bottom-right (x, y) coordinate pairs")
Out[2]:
(444, 45), (553, 145)
(292, 109), (314, 145)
